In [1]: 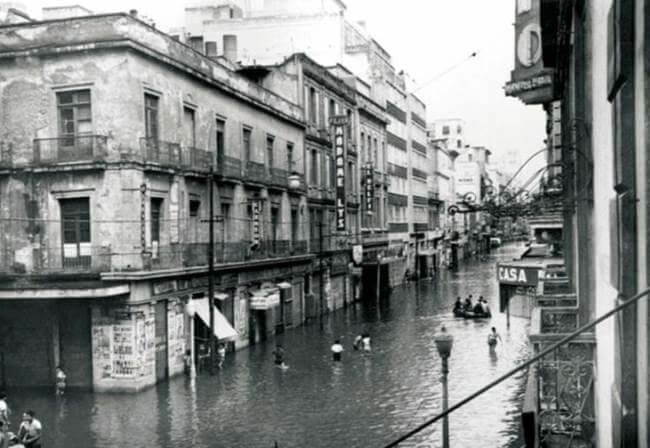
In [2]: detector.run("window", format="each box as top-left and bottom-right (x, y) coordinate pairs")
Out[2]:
(457, 140), (462, 149)
(329, 99), (335, 121)
(216, 119), (225, 167)
(309, 87), (317, 124)
(57, 89), (92, 151)
(189, 199), (201, 242)
(287, 142), (294, 172)
(243, 127), (252, 165)
(144, 94), (159, 142)
(442, 125), (450, 135)
(291, 208), (299, 243)
(221, 203), (231, 242)
(457, 125), (462, 134)
(311, 149), (318, 185)
(271, 207), (279, 244)
(468, 153), (473, 162)
(330, 155), (336, 189)
(266, 135), (275, 171)
(324, 154), (331, 188)
(360, 132), (365, 158)
(189, 200), (201, 217)
(151, 198), (163, 244)
(183, 107), (196, 148)
(373, 139), (378, 168)
(61, 198), (91, 268)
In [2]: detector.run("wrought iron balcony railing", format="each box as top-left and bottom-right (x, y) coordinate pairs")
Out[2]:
(215, 155), (242, 179)
(270, 167), (288, 188)
(182, 146), (213, 172)
(34, 135), (108, 164)
(139, 137), (182, 167)
(245, 160), (267, 183)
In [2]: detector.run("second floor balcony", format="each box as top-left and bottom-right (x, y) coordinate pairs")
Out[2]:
(34, 135), (109, 165)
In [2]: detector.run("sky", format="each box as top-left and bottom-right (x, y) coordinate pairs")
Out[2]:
(22, 0), (546, 174)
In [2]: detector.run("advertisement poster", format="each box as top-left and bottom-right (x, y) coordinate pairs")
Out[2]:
(113, 324), (136, 377)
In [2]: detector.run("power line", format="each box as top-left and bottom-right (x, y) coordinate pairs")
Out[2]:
(407, 51), (479, 96)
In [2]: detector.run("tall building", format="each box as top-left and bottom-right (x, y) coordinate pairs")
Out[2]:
(175, 0), (428, 286)
(0, 12), (314, 392)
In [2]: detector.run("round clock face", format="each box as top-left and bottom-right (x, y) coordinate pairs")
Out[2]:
(517, 23), (542, 68)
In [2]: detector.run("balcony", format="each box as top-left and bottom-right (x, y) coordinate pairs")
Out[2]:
(245, 161), (267, 184)
(215, 155), (242, 180)
(139, 138), (182, 167)
(389, 222), (409, 233)
(413, 223), (429, 233)
(270, 167), (288, 188)
(34, 135), (108, 165)
(182, 146), (213, 173)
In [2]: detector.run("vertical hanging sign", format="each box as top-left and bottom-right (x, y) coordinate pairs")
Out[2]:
(365, 162), (374, 215)
(252, 200), (263, 246)
(330, 115), (348, 231)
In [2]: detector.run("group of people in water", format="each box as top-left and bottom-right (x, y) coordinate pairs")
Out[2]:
(0, 393), (43, 448)
(272, 333), (372, 368)
(453, 294), (492, 318)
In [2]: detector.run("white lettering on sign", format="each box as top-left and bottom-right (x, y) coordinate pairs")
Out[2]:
(334, 122), (346, 231)
(497, 265), (539, 286)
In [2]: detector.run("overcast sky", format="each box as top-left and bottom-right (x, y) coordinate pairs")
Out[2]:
(23, 0), (546, 172)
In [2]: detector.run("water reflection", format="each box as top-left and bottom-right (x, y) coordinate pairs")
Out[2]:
(8, 245), (529, 448)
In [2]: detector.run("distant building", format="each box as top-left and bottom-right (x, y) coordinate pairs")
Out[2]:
(0, 2), (31, 24)
(174, 0), (427, 286)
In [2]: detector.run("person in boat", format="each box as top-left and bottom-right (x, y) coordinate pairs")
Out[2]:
(464, 296), (473, 311)
(453, 297), (463, 314)
(473, 300), (484, 315)
(480, 297), (492, 317)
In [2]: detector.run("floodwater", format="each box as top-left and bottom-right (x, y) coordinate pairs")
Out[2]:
(7, 244), (530, 448)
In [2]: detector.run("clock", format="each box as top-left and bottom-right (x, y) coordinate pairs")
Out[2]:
(517, 23), (542, 68)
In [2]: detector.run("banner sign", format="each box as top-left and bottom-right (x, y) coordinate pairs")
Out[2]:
(496, 263), (540, 286)
(331, 115), (348, 231)
(252, 200), (263, 245)
(365, 162), (374, 214)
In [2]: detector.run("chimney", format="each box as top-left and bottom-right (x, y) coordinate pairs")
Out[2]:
(129, 9), (137, 18)
(223, 34), (238, 63)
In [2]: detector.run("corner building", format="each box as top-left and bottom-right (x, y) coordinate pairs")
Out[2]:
(0, 14), (311, 392)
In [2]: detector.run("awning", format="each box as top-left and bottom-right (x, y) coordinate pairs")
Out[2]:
(194, 297), (238, 341)
(277, 282), (292, 290)
(214, 292), (229, 301)
(250, 288), (280, 310)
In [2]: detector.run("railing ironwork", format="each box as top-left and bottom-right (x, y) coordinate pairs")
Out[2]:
(139, 137), (182, 167)
(34, 135), (108, 164)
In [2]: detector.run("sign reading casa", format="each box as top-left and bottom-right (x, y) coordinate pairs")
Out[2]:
(496, 263), (540, 286)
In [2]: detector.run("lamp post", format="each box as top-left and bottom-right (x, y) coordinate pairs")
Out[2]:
(434, 325), (454, 448)
(184, 300), (197, 378)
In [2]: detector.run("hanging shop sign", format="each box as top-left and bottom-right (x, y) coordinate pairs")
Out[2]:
(331, 115), (348, 231)
(252, 200), (263, 245)
(496, 263), (540, 286)
(365, 162), (374, 214)
(352, 244), (363, 265)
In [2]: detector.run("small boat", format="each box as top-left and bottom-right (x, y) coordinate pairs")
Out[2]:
(453, 308), (491, 319)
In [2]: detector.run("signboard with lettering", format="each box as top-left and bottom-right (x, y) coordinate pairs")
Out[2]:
(331, 115), (348, 231)
(365, 162), (374, 215)
(496, 263), (540, 286)
(252, 200), (263, 245)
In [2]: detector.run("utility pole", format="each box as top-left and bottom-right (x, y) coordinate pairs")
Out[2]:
(208, 164), (216, 375)
(319, 221), (324, 331)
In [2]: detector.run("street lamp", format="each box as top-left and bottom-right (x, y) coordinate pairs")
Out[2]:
(184, 300), (197, 378)
(288, 172), (302, 190)
(434, 325), (454, 448)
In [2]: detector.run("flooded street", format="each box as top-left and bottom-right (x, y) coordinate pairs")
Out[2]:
(8, 244), (530, 448)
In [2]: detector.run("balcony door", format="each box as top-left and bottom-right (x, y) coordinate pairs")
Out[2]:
(57, 90), (92, 161)
(61, 198), (91, 269)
